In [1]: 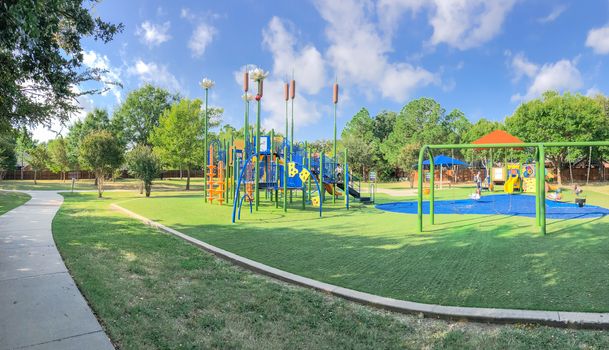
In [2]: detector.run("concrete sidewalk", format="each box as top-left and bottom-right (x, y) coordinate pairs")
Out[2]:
(0, 191), (113, 350)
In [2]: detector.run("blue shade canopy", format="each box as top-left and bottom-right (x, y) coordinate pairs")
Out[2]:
(421, 155), (469, 167)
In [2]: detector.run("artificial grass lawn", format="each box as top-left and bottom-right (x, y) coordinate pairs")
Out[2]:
(120, 186), (609, 313)
(53, 192), (609, 348)
(0, 190), (30, 215)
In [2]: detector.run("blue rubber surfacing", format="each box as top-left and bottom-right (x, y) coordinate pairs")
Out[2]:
(376, 194), (609, 219)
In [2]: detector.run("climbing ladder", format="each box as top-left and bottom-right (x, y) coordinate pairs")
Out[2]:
(207, 161), (225, 205)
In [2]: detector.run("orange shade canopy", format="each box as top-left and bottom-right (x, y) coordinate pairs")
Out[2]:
(472, 130), (524, 150)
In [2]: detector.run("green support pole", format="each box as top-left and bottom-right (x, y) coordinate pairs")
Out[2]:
(283, 137), (288, 212)
(344, 149), (348, 209)
(535, 148), (540, 226)
(429, 150), (435, 225)
(244, 95), (249, 154)
(255, 81), (261, 211)
(302, 142), (307, 210)
(271, 129), (277, 208)
(320, 153), (325, 202)
(539, 144), (546, 235)
(417, 147), (426, 233)
(232, 149), (237, 205)
(333, 101), (337, 204)
(203, 87), (209, 203)
(307, 144), (312, 201)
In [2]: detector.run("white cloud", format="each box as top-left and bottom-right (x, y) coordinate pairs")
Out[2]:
(136, 21), (171, 47)
(586, 87), (602, 97)
(510, 52), (539, 82)
(428, 0), (516, 50)
(82, 50), (122, 103)
(180, 8), (196, 21)
(262, 17), (326, 95)
(314, 0), (437, 102)
(586, 25), (609, 54)
(538, 5), (567, 23)
(128, 60), (181, 92)
(511, 55), (582, 101)
(376, 0), (516, 50)
(188, 24), (216, 57)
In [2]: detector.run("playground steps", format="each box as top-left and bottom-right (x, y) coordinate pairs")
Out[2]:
(207, 162), (225, 205)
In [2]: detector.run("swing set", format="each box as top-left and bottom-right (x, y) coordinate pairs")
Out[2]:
(417, 141), (609, 235)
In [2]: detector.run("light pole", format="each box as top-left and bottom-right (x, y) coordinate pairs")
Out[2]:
(250, 68), (268, 211)
(200, 78), (214, 203)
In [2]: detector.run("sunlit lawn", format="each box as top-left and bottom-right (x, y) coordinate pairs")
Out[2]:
(52, 191), (609, 348)
(118, 184), (609, 312)
(0, 191), (31, 215)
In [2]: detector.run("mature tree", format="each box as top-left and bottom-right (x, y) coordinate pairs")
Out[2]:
(15, 126), (36, 179)
(506, 91), (608, 184)
(79, 130), (124, 197)
(310, 139), (334, 155)
(0, 132), (17, 180)
(66, 108), (111, 171)
(383, 98), (455, 172)
(372, 110), (397, 142)
(151, 99), (204, 190)
(112, 85), (179, 146)
(0, 1), (122, 132)
(126, 145), (160, 197)
(342, 108), (375, 144)
(342, 134), (376, 179)
(47, 137), (70, 181)
(29, 143), (49, 185)
(461, 118), (505, 163)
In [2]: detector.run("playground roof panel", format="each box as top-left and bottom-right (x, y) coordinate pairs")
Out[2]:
(472, 130), (523, 145)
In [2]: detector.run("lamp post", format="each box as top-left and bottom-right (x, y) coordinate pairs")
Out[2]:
(250, 67), (268, 211)
(200, 77), (214, 203)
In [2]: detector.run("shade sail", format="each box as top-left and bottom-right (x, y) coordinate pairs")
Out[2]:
(422, 155), (469, 166)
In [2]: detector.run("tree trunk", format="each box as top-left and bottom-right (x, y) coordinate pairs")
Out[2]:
(34, 170), (37, 185)
(145, 181), (152, 197)
(569, 162), (573, 184)
(97, 172), (103, 198)
(20, 153), (24, 180)
(179, 166), (183, 179)
(186, 167), (191, 191)
(556, 165), (562, 185)
(139, 181), (144, 195)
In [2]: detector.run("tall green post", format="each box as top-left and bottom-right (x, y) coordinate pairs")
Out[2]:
(203, 87), (209, 202)
(344, 148), (349, 209)
(284, 83), (289, 212)
(429, 151), (435, 225)
(417, 147), (426, 233)
(254, 79), (262, 211)
(333, 82), (338, 204)
(320, 153), (325, 202)
(539, 144), (546, 235)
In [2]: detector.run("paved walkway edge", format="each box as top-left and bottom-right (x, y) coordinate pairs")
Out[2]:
(110, 203), (609, 329)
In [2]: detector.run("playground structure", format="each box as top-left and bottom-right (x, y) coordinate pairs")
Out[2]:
(416, 141), (609, 235)
(199, 68), (375, 224)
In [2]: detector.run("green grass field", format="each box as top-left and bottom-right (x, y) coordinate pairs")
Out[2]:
(0, 190), (31, 215)
(115, 185), (609, 313)
(51, 191), (609, 348)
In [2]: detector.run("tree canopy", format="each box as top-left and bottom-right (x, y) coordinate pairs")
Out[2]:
(0, 0), (123, 132)
(506, 91), (608, 183)
(79, 130), (124, 197)
(126, 145), (160, 197)
(151, 98), (205, 190)
(112, 85), (180, 147)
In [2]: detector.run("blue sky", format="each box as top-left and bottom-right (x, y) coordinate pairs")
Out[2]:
(34, 0), (609, 142)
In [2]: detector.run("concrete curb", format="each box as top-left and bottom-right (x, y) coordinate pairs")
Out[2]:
(110, 203), (609, 329)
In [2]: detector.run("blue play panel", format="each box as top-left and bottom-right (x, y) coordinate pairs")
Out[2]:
(376, 194), (609, 220)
